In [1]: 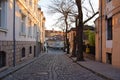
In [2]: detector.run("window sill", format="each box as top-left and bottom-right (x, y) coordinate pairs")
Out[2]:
(28, 35), (32, 38)
(0, 28), (8, 33)
(19, 32), (26, 36)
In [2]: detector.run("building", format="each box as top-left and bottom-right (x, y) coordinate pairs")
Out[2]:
(46, 35), (64, 49)
(45, 30), (64, 38)
(45, 30), (64, 49)
(0, 0), (45, 71)
(39, 11), (46, 52)
(68, 25), (95, 56)
(67, 28), (76, 56)
(95, 0), (120, 68)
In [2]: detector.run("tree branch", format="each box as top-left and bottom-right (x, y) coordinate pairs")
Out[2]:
(83, 11), (99, 24)
(89, 0), (95, 13)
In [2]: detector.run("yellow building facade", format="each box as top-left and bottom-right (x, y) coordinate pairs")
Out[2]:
(95, 0), (120, 68)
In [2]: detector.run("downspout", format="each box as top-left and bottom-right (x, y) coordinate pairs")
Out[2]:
(100, 0), (102, 62)
(13, 0), (16, 66)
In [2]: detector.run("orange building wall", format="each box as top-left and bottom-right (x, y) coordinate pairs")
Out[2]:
(95, 0), (120, 68)
(68, 29), (76, 55)
(112, 13), (120, 67)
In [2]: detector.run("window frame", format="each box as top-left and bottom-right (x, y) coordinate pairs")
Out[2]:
(28, 19), (32, 37)
(33, 24), (37, 38)
(20, 13), (26, 36)
(0, 1), (1, 27)
(29, 0), (32, 7)
(29, 46), (32, 54)
(21, 47), (25, 58)
(107, 0), (112, 3)
(107, 17), (112, 40)
(0, 1), (7, 31)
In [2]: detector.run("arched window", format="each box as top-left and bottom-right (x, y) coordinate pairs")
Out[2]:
(0, 51), (6, 68)
(22, 47), (25, 57)
(29, 46), (32, 54)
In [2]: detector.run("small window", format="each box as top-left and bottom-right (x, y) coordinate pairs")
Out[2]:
(29, 46), (32, 54)
(22, 47), (25, 57)
(107, 0), (111, 2)
(107, 17), (112, 40)
(106, 53), (112, 64)
(0, 51), (6, 68)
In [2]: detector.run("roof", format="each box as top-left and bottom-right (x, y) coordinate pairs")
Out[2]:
(68, 25), (95, 33)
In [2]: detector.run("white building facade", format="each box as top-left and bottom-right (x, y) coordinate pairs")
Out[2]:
(0, 0), (45, 71)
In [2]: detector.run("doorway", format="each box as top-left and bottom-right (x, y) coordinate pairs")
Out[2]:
(106, 53), (112, 64)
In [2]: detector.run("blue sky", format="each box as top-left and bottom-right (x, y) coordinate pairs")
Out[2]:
(38, 0), (99, 30)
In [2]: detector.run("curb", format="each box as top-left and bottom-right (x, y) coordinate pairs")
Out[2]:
(66, 54), (113, 80)
(0, 53), (46, 79)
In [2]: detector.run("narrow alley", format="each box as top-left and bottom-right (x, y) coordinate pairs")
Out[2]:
(2, 49), (104, 80)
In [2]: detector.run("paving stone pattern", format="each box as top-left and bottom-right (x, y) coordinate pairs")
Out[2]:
(3, 50), (104, 80)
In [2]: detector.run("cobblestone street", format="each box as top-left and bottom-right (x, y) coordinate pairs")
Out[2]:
(2, 49), (104, 80)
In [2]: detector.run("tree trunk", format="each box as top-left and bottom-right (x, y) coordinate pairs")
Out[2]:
(71, 36), (76, 57)
(71, 16), (77, 57)
(65, 16), (69, 54)
(75, 0), (84, 61)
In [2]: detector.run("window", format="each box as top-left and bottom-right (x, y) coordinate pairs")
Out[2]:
(28, 19), (32, 37)
(107, 18), (112, 40)
(22, 47), (25, 58)
(0, 1), (6, 29)
(0, 1), (1, 27)
(29, 0), (32, 7)
(0, 51), (6, 68)
(20, 13), (26, 35)
(107, 0), (111, 2)
(29, 46), (32, 54)
(106, 53), (112, 64)
(33, 24), (37, 38)
(34, 1), (36, 10)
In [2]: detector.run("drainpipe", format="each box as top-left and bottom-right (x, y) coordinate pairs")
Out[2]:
(100, 0), (102, 62)
(13, 0), (16, 66)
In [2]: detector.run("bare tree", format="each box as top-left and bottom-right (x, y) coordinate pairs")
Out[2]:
(47, 0), (98, 59)
(48, 0), (77, 53)
(75, 0), (98, 61)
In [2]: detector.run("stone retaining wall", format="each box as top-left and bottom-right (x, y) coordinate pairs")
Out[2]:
(0, 41), (36, 71)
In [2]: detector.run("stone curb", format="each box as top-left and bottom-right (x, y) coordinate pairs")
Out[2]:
(65, 54), (113, 80)
(0, 53), (46, 79)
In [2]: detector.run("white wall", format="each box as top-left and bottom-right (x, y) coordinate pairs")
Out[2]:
(0, 0), (13, 41)
(0, 0), (39, 42)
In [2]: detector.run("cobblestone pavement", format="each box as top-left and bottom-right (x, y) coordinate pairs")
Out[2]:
(3, 49), (104, 80)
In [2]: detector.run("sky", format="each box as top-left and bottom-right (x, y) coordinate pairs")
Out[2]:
(38, 0), (99, 31)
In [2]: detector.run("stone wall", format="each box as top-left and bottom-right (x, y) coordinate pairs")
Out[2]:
(0, 41), (37, 71)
